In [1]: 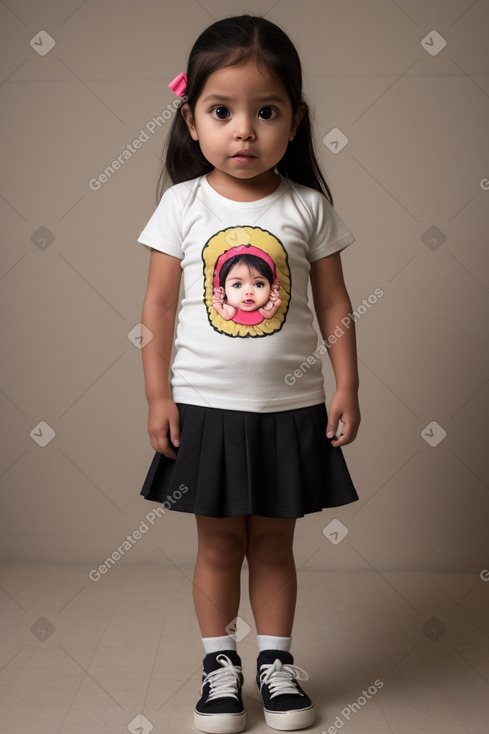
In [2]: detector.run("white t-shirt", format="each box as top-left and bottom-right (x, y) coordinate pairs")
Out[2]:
(138, 174), (355, 413)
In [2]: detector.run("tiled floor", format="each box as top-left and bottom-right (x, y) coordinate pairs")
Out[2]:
(1, 562), (488, 733)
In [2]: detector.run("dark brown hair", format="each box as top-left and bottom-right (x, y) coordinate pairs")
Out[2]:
(158, 15), (333, 205)
(218, 253), (274, 293)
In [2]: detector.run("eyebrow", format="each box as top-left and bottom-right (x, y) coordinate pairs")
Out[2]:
(228, 275), (265, 281)
(202, 94), (287, 105)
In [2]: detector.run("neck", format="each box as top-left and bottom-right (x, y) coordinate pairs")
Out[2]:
(206, 169), (281, 202)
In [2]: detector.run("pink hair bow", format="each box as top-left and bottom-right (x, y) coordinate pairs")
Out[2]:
(168, 72), (187, 99)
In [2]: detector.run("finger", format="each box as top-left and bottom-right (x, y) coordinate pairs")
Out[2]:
(169, 416), (181, 450)
(159, 437), (178, 459)
(326, 411), (341, 440)
(331, 428), (349, 447)
(331, 421), (357, 447)
(152, 432), (177, 459)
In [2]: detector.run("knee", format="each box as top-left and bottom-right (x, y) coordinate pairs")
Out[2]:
(199, 532), (247, 570)
(246, 533), (293, 567)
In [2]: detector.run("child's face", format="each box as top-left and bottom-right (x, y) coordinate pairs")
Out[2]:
(181, 61), (304, 191)
(224, 263), (271, 311)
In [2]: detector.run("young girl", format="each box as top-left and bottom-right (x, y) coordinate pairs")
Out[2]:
(138, 15), (360, 733)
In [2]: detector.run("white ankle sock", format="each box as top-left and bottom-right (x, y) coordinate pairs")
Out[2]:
(257, 634), (292, 652)
(202, 635), (237, 654)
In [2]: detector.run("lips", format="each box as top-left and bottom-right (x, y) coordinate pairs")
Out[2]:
(232, 150), (256, 159)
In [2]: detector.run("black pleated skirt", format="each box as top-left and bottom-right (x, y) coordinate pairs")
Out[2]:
(140, 403), (358, 518)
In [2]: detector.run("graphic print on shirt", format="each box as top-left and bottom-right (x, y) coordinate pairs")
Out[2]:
(202, 226), (291, 338)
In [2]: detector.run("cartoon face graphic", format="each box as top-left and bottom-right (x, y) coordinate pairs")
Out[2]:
(222, 260), (272, 312)
(202, 227), (291, 337)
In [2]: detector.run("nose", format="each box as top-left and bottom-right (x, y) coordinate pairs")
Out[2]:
(233, 115), (256, 141)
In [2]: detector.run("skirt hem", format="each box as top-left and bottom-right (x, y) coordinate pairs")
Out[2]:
(139, 402), (359, 518)
(140, 493), (359, 519)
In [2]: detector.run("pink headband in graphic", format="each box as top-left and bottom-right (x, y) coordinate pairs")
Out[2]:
(213, 245), (277, 291)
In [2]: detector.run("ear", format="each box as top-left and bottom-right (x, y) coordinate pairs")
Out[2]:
(289, 104), (306, 142)
(180, 103), (199, 141)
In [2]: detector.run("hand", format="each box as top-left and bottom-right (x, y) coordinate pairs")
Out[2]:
(260, 283), (281, 318)
(147, 397), (181, 459)
(270, 282), (281, 301)
(326, 389), (360, 447)
(212, 286), (225, 307)
(213, 286), (236, 320)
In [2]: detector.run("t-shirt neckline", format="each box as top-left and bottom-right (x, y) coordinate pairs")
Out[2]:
(201, 174), (288, 208)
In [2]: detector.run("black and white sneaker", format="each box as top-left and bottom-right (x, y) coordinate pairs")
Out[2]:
(256, 650), (315, 731)
(194, 651), (246, 733)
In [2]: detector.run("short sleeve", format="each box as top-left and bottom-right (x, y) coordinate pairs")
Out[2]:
(137, 187), (184, 259)
(307, 193), (355, 263)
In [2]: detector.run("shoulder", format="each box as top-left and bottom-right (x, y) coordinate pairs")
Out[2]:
(160, 175), (206, 204)
(279, 178), (333, 229)
(282, 178), (332, 211)
(280, 178), (355, 257)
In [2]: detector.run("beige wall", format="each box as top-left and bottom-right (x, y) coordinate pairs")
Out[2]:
(1, 0), (488, 574)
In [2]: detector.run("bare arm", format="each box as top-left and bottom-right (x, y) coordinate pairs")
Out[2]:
(310, 252), (360, 447)
(141, 250), (182, 458)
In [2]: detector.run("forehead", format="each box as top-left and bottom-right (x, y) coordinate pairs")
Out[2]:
(200, 60), (290, 105)
(226, 262), (265, 278)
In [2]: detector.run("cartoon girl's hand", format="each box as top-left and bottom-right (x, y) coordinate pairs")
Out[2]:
(213, 286), (225, 306)
(260, 286), (281, 319)
(269, 283), (281, 304)
(213, 286), (236, 320)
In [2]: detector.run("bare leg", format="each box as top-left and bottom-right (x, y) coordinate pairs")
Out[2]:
(246, 515), (297, 637)
(193, 514), (248, 638)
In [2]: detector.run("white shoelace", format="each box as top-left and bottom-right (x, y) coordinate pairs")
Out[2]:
(201, 654), (243, 703)
(259, 659), (309, 699)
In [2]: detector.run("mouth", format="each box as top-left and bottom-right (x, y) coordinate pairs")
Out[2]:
(231, 151), (257, 162)
(242, 299), (255, 305)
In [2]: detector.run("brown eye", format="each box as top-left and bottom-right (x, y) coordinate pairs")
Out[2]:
(258, 107), (276, 120)
(212, 106), (230, 119)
